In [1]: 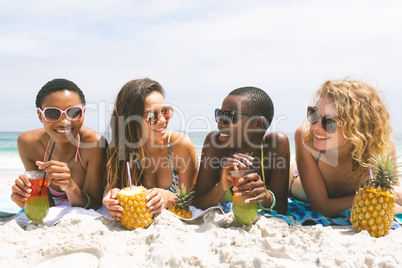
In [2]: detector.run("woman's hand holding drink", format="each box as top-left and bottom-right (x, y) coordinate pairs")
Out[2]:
(230, 169), (258, 225)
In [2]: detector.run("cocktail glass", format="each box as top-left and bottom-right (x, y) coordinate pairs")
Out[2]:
(24, 171), (50, 224)
(230, 169), (258, 225)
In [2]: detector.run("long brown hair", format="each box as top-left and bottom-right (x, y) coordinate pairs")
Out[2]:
(107, 78), (165, 189)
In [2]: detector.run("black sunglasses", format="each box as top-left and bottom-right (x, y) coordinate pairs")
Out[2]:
(214, 108), (258, 125)
(144, 105), (174, 125)
(307, 106), (342, 133)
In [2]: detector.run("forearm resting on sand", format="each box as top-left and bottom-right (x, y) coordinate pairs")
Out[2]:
(194, 182), (227, 210)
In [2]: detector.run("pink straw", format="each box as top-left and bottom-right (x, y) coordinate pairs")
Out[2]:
(127, 161), (132, 190)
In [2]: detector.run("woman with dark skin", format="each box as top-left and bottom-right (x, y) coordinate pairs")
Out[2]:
(194, 87), (290, 215)
(11, 78), (107, 210)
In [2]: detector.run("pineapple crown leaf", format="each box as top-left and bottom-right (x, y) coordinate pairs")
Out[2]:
(172, 184), (195, 209)
(370, 155), (400, 190)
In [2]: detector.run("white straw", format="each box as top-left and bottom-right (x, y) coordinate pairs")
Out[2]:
(127, 161), (133, 190)
(369, 165), (373, 182)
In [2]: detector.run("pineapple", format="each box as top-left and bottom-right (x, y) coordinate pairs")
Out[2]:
(168, 184), (194, 219)
(350, 156), (399, 237)
(116, 186), (153, 230)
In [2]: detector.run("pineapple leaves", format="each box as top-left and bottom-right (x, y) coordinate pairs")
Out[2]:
(370, 155), (400, 190)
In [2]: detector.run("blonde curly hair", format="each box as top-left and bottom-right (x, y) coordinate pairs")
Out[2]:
(305, 80), (393, 183)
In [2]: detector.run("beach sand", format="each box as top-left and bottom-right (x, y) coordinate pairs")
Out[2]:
(1, 173), (402, 268)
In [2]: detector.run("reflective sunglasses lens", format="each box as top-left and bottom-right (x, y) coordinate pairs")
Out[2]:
(163, 106), (174, 120)
(215, 109), (233, 125)
(67, 107), (83, 120)
(214, 109), (221, 123)
(307, 107), (320, 124)
(44, 108), (61, 121)
(146, 111), (158, 125)
(323, 117), (338, 133)
(221, 111), (232, 125)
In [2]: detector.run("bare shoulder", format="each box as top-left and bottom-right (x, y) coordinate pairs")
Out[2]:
(17, 128), (47, 148)
(263, 131), (289, 147)
(79, 126), (108, 147)
(17, 129), (48, 166)
(294, 126), (304, 143)
(169, 131), (196, 154)
(170, 130), (195, 146)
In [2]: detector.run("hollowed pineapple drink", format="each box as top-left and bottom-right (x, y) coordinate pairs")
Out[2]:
(231, 169), (258, 225)
(350, 156), (399, 238)
(116, 186), (153, 230)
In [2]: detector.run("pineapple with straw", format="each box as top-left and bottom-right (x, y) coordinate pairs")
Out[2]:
(116, 162), (153, 230)
(350, 156), (400, 237)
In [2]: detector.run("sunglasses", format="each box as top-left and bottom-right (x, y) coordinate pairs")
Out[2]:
(38, 106), (84, 122)
(144, 105), (174, 125)
(214, 108), (258, 125)
(307, 106), (342, 133)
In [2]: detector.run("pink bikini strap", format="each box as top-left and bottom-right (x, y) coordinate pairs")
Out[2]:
(75, 134), (86, 171)
(44, 134), (86, 171)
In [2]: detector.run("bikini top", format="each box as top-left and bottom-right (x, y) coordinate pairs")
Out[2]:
(44, 134), (86, 200)
(43, 134), (86, 171)
(167, 131), (180, 193)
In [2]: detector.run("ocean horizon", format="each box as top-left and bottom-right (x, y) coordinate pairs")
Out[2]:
(1, 131), (402, 174)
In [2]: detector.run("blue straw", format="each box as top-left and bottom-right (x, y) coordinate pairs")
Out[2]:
(127, 161), (133, 190)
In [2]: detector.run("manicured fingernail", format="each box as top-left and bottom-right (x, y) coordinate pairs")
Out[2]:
(233, 187), (238, 191)
(235, 192), (241, 197)
(238, 178), (244, 183)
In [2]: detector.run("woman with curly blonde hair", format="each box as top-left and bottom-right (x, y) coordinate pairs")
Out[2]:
(290, 80), (401, 217)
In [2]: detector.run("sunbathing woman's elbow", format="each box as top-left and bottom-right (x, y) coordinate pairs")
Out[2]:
(310, 203), (341, 218)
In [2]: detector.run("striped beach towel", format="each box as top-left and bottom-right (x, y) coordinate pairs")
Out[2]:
(222, 198), (401, 229)
(272, 198), (351, 226)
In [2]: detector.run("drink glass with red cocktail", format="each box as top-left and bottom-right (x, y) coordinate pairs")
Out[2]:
(24, 171), (50, 223)
(230, 169), (258, 225)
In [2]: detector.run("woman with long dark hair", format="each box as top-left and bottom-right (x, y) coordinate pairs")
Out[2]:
(103, 78), (198, 219)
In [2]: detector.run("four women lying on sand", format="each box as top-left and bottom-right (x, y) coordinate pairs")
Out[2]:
(11, 77), (402, 221)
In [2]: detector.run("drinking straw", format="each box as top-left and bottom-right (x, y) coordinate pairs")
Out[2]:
(39, 142), (55, 195)
(127, 161), (133, 190)
(369, 165), (373, 182)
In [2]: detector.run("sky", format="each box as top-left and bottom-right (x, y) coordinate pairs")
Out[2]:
(1, 0), (402, 137)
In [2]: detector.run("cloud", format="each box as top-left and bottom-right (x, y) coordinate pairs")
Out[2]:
(0, 0), (401, 134)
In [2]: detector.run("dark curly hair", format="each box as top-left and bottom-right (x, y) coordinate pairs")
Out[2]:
(229, 86), (274, 128)
(35, 78), (86, 108)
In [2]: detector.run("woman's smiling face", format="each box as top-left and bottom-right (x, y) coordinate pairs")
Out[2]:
(217, 94), (258, 148)
(142, 91), (169, 143)
(311, 97), (346, 151)
(38, 90), (84, 143)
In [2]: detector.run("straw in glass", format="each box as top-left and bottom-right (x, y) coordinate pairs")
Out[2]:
(39, 142), (55, 195)
(127, 161), (133, 190)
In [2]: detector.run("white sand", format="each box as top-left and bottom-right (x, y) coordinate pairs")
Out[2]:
(1, 173), (402, 268)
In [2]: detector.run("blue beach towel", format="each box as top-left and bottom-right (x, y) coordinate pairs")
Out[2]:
(222, 198), (401, 229)
(0, 194), (23, 216)
(274, 198), (352, 226)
